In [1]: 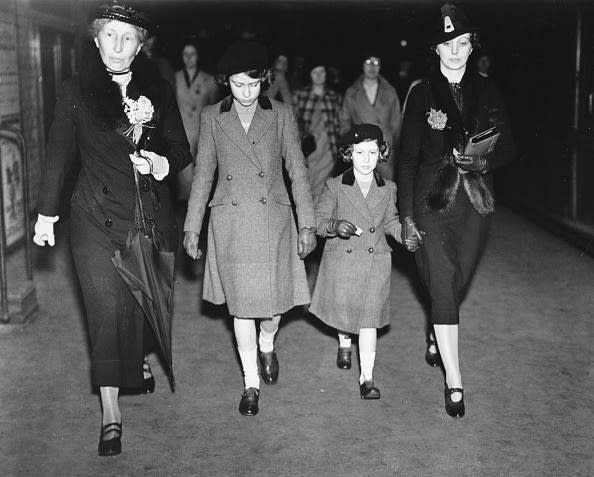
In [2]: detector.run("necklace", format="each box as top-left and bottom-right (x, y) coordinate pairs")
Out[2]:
(183, 68), (199, 89)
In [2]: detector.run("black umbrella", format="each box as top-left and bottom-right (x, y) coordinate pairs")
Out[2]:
(111, 165), (176, 390)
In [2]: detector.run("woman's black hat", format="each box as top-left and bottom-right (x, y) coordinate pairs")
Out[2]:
(339, 124), (383, 147)
(217, 40), (268, 76)
(93, 1), (154, 32)
(432, 1), (477, 45)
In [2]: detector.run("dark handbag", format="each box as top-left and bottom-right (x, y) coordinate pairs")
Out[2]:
(301, 134), (317, 157)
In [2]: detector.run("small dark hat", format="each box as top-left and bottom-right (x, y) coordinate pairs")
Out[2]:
(217, 40), (268, 76)
(93, 1), (154, 31)
(339, 123), (383, 147)
(432, 1), (477, 45)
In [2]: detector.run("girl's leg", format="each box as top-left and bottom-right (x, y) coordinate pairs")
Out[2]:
(99, 386), (121, 439)
(337, 330), (352, 369)
(233, 318), (259, 390)
(259, 315), (281, 352)
(358, 328), (377, 384)
(433, 324), (462, 402)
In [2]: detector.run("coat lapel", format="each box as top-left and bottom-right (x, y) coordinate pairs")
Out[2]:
(247, 104), (275, 148)
(365, 178), (388, 213)
(215, 97), (263, 170)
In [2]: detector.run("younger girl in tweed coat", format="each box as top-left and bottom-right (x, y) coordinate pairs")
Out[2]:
(309, 124), (412, 399)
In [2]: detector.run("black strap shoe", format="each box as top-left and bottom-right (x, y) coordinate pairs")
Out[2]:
(425, 336), (442, 368)
(444, 387), (465, 418)
(360, 380), (381, 400)
(98, 422), (122, 456)
(143, 358), (155, 394)
(259, 351), (279, 384)
(239, 387), (260, 416)
(337, 347), (352, 369)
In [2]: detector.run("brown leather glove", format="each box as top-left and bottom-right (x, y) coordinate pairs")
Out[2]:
(298, 227), (317, 259)
(401, 217), (424, 252)
(326, 219), (357, 239)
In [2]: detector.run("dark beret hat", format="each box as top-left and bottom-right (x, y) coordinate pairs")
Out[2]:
(432, 1), (477, 45)
(339, 123), (383, 147)
(217, 40), (269, 76)
(92, 1), (154, 32)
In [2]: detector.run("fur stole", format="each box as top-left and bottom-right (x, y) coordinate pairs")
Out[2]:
(79, 41), (164, 133)
(425, 71), (494, 216)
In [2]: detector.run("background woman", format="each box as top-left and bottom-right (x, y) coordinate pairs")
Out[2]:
(175, 41), (218, 198)
(183, 40), (316, 417)
(33, 2), (192, 455)
(293, 59), (342, 205)
(263, 53), (293, 104)
(397, 2), (514, 417)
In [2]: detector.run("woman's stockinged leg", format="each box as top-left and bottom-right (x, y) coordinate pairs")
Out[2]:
(100, 386), (121, 430)
(358, 328), (377, 384)
(234, 318), (259, 389)
(433, 324), (463, 402)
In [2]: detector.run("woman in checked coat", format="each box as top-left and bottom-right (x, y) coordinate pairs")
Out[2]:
(183, 40), (316, 416)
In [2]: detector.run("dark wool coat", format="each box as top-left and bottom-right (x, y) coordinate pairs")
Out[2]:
(184, 95), (316, 318)
(37, 51), (192, 387)
(309, 169), (401, 334)
(397, 70), (515, 325)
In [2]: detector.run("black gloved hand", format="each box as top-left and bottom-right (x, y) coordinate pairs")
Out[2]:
(454, 153), (487, 173)
(298, 227), (317, 259)
(401, 217), (424, 252)
(327, 219), (357, 239)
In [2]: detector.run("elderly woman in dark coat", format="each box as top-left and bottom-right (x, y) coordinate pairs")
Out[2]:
(33, 2), (192, 455)
(398, 2), (514, 418)
(183, 40), (316, 417)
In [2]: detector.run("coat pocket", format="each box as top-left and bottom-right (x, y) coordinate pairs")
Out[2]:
(272, 191), (292, 206)
(208, 195), (227, 207)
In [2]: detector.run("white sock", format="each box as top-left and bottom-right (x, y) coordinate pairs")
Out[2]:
(359, 351), (376, 384)
(338, 332), (352, 349)
(258, 326), (278, 354)
(237, 347), (259, 390)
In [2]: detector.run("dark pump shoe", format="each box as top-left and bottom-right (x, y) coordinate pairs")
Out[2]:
(143, 359), (155, 394)
(259, 351), (279, 384)
(360, 380), (381, 400)
(98, 422), (122, 456)
(239, 387), (260, 416)
(425, 337), (442, 368)
(337, 347), (352, 369)
(444, 387), (465, 418)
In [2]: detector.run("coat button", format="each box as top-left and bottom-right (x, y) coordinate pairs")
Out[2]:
(226, 174), (233, 181)
(346, 249), (352, 253)
(105, 219), (113, 228)
(141, 181), (150, 192)
(232, 200), (238, 206)
(260, 197), (267, 204)
(368, 247), (374, 253)
(369, 227), (375, 233)
(258, 171), (264, 178)
(102, 186), (110, 194)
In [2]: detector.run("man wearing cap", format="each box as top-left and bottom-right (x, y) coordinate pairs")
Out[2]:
(183, 40), (317, 417)
(340, 55), (402, 181)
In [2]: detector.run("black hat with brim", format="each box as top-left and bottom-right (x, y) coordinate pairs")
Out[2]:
(217, 40), (268, 76)
(93, 1), (154, 32)
(339, 124), (383, 148)
(432, 1), (477, 46)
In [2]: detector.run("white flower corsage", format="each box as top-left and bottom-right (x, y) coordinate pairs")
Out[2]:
(427, 108), (448, 130)
(123, 95), (154, 144)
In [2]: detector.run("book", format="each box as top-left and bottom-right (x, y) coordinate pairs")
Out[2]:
(464, 126), (500, 156)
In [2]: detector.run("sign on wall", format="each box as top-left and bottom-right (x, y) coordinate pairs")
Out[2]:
(0, 18), (20, 123)
(1, 136), (24, 247)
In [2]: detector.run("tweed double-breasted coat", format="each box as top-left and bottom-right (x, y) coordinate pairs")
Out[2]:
(309, 168), (401, 334)
(184, 95), (316, 318)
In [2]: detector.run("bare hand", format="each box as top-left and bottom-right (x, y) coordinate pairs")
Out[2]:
(401, 217), (425, 252)
(298, 228), (317, 259)
(183, 232), (202, 260)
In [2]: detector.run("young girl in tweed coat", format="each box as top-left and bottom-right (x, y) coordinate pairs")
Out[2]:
(309, 124), (412, 399)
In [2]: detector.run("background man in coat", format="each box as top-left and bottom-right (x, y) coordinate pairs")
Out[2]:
(340, 55), (402, 181)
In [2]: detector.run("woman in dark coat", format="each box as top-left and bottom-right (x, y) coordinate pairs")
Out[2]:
(33, 2), (192, 455)
(183, 40), (316, 417)
(398, 2), (514, 417)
